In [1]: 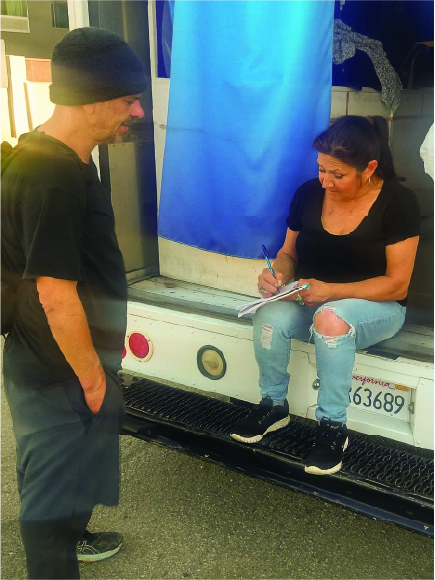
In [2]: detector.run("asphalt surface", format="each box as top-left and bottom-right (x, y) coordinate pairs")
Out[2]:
(1, 383), (433, 580)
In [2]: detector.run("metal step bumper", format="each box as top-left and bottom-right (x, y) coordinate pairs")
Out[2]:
(120, 375), (434, 536)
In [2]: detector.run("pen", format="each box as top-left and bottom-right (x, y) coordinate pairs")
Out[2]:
(262, 244), (280, 294)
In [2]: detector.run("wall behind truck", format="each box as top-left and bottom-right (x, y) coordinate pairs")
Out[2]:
(1, 0), (66, 145)
(1, 45), (55, 145)
(1, 1), (68, 58)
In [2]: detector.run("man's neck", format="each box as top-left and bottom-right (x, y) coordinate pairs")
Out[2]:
(37, 111), (96, 164)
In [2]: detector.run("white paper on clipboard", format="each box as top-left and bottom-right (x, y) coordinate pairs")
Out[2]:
(236, 281), (307, 317)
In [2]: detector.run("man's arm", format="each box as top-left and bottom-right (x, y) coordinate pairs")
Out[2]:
(36, 276), (106, 414)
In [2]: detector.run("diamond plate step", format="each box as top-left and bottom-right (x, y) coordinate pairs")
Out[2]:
(120, 375), (434, 536)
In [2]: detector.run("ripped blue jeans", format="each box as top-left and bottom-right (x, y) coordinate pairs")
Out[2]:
(253, 299), (406, 423)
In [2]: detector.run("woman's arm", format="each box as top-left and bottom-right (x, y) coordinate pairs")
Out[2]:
(258, 229), (299, 295)
(298, 236), (420, 306)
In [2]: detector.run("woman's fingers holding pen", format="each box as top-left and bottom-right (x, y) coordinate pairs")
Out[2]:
(258, 269), (281, 295)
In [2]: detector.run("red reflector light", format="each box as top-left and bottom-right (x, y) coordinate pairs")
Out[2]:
(129, 332), (150, 359)
(121, 347), (126, 359)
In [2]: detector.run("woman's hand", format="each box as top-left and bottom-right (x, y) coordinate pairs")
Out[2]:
(297, 278), (333, 308)
(258, 268), (282, 296)
(257, 229), (299, 297)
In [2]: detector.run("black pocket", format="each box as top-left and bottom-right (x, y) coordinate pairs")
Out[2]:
(62, 378), (95, 434)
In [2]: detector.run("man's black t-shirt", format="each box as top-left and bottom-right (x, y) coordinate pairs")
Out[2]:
(286, 178), (421, 306)
(1, 131), (127, 386)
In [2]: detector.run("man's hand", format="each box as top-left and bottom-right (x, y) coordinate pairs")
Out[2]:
(83, 371), (107, 414)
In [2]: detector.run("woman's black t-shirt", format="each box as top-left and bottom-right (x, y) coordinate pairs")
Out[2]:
(286, 178), (421, 306)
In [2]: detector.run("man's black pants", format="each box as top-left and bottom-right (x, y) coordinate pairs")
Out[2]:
(4, 372), (124, 579)
(20, 512), (92, 579)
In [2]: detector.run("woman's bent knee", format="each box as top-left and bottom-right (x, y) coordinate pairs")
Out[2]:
(254, 301), (294, 329)
(314, 306), (350, 337)
(254, 301), (306, 344)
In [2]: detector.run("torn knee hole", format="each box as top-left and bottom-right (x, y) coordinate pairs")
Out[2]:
(313, 307), (350, 336)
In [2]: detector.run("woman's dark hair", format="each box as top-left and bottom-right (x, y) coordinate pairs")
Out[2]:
(312, 115), (396, 180)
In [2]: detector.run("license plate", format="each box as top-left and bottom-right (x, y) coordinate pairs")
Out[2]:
(350, 375), (411, 422)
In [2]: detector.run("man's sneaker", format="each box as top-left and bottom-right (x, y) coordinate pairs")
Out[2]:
(304, 418), (349, 475)
(76, 530), (123, 562)
(230, 396), (290, 443)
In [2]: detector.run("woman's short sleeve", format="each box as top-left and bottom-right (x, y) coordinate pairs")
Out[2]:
(383, 184), (421, 246)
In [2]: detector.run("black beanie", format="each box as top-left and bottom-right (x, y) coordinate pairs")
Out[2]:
(50, 27), (147, 105)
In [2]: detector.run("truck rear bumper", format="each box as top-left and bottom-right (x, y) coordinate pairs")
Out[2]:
(120, 373), (434, 537)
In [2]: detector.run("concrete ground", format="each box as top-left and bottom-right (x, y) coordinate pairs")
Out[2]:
(1, 384), (433, 580)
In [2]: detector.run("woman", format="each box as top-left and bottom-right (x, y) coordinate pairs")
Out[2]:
(230, 115), (420, 475)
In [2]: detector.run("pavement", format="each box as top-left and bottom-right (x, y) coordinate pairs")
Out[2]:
(1, 383), (434, 580)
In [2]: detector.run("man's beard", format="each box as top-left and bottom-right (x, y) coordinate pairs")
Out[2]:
(104, 132), (124, 144)
(103, 120), (132, 144)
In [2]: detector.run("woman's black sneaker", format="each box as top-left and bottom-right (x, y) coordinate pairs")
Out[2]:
(230, 397), (290, 443)
(304, 418), (349, 475)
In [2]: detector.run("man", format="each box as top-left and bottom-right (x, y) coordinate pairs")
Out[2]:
(1, 27), (146, 579)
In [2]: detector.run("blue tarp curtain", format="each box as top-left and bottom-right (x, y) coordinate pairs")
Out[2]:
(158, 1), (334, 259)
